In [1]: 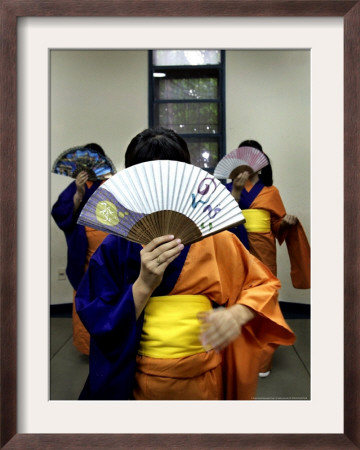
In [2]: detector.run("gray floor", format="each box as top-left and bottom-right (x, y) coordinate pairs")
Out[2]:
(50, 317), (310, 401)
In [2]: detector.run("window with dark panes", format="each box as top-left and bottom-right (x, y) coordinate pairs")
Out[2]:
(149, 50), (225, 172)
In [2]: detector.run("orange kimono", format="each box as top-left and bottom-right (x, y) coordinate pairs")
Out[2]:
(238, 181), (310, 372)
(242, 181), (310, 287)
(134, 232), (295, 400)
(76, 231), (295, 400)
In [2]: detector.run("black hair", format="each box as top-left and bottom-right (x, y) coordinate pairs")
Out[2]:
(84, 143), (105, 156)
(239, 139), (273, 186)
(125, 127), (191, 168)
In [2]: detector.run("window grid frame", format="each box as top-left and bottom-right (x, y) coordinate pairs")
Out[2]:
(148, 50), (226, 172)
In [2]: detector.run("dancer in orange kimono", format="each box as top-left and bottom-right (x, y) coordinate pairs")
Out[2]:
(75, 128), (295, 400)
(227, 140), (310, 376)
(52, 143), (109, 355)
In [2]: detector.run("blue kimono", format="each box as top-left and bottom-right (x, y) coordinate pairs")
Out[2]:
(51, 180), (102, 290)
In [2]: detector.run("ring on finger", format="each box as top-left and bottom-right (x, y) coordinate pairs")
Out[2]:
(156, 256), (162, 265)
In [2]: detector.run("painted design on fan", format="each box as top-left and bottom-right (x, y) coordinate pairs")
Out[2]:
(201, 222), (213, 231)
(52, 146), (117, 181)
(191, 194), (209, 208)
(96, 201), (121, 226)
(203, 204), (221, 219)
(197, 176), (218, 196)
(191, 176), (221, 223)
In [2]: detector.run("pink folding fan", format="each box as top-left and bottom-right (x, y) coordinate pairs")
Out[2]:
(214, 146), (269, 179)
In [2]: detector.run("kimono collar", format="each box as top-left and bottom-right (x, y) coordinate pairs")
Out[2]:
(239, 180), (265, 209)
(152, 244), (191, 296)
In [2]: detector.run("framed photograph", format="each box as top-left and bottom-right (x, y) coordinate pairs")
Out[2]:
(1, 1), (359, 448)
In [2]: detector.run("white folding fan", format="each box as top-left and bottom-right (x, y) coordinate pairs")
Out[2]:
(213, 146), (269, 180)
(77, 160), (245, 246)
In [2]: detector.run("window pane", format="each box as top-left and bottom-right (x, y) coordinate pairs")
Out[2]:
(153, 50), (221, 66)
(186, 139), (219, 169)
(155, 76), (218, 100)
(155, 102), (219, 134)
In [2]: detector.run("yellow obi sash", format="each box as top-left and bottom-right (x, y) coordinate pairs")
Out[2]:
(138, 295), (212, 359)
(242, 209), (271, 233)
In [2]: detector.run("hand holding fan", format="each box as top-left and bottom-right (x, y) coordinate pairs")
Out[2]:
(77, 160), (245, 246)
(213, 146), (269, 180)
(52, 145), (117, 181)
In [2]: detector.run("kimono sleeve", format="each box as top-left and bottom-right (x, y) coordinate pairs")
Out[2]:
(51, 181), (78, 232)
(75, 235), (144, 357)
(216, 233), (295, 400)
(215, 232), (295, 345)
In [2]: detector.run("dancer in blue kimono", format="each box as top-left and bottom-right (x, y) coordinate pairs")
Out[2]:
(51, 143), (109, 354)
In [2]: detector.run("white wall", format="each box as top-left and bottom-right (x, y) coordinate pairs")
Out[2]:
(50, 49), (310, 305)
(226, 50), (310, 303)
(50, 50), (148, 304)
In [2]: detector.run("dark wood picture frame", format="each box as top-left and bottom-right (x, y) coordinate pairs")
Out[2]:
(1, 1), (359, 448)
